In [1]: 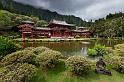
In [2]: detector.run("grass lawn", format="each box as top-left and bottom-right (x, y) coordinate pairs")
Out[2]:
(29, 62), (124, 82)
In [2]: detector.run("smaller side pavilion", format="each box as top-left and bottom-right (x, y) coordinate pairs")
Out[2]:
(18, 20), (91, 39)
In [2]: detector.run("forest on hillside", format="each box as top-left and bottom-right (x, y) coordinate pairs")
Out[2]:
(0, 10), (48, 36)
(0, 0), (90, 27)
(90, 12), (124, 38)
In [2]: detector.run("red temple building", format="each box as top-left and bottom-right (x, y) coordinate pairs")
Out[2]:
(18, 20), (91, 39)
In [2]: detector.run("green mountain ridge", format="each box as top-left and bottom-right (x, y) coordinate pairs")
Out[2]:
(0, 0), (89, 26)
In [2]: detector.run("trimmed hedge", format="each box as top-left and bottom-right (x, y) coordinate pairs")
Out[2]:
(104, 44), (124, 73)
(1, 50), (36, 66)
(66, 56), (91, 75)
(114, 44), (124, 50)
(25, 47), (50, 55)
(36, 49), (63, 68)
(32, 47), (50, 55)
(105, 54), (124, 73)
(0, 63), (37, 82)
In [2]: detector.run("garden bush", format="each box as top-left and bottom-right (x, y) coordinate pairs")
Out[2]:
(111, 44), (124, 57)
(25, 46), (50, 55)
(0, 63), (37, 82)
(36, 49), (63, 68)
(105, 47), (113, 54)
(105, 54), (124, 73)
(113, 49), (124, 57)
(1, 50), (36, 66)
(66, 56), (91, 75)
(94, 44), (107, 56)
(0, 36), (18, 58)
(32, 46), (50, 55)
(87, 49), (97, 57)
(88, 44), (107, 57)
(114, 44), (124, 50)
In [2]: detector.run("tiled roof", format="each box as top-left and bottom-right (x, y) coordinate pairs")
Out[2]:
(72, 30), (90, 32)
(34, 27), (51, 30)
(21, 21), (35, 24)
(50, 20), (75, 26)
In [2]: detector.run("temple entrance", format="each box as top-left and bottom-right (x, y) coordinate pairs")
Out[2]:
(60, 30), (65, 37)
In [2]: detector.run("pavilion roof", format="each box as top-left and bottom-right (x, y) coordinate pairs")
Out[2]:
(34, 27), (51, 30)
(78, 27), (88, 29)
(49, 20), (75, 27)
(72, 30), (90, 33)
(21, 21), (35, 25)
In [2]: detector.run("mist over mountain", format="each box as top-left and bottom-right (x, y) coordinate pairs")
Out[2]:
(0, 0), (90, 26)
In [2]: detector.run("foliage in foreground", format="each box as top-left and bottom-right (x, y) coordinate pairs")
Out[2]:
(36, 49), (63, 68)
(0, 63), (37, 82)
(0, 46), (64, 82)
(0, 36), (20, 59)
(88, 44), (107, 57)
(1, 50), (36, 66)
(66, 56), (91, 75)
(105, 44), (124, 73)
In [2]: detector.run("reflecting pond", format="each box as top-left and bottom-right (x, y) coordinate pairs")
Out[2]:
(19, 39), (124, 57)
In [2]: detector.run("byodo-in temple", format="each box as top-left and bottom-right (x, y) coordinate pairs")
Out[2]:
(18, 20), (91, 39)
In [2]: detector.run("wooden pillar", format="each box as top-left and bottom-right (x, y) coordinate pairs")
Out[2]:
(22, 32), (26, 48)
(31, 32), (34, 47)
(22, 32), (25, 41)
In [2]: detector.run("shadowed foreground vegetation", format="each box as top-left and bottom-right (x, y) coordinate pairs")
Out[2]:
(1, 37), (124, 82)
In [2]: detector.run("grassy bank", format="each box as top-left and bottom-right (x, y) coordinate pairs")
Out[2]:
(30, 62), (124, 82)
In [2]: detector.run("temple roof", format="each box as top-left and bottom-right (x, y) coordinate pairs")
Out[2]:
(49, 20), (75, 27)
(78, 27), (88, 29)
(34, 27), (51, 30)
(21, 21), (35, 25)
(72, 30), (90, 33)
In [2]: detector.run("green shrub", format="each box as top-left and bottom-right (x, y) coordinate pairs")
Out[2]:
(114, 44), (124, 50)
(66, 56), (91, 75)
(87, 49), (97, 57)
(105, 54), (124, 73)
(104, 44), (124, 73)
(113, 49), (124, 57)
(94, 44), (107, 56)
(32, 47), (50, 55)
(0, 36), (17, 58)
(105, 47), (113, 54)
(88, 44), (107, 57)
(25, 47), (50, 55)
(1, 50), (36, 66)
(112, 44), (124, 57)
(0, 63), (37, 82)
(36, 49), (63, 68)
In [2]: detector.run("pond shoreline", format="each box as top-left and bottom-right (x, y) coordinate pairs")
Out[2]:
(14, 38), (95, 42)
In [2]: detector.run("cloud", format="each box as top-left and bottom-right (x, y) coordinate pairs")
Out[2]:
(14, 0), (124, 20)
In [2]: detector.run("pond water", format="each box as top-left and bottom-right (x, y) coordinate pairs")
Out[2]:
(19, 39), (124, 57)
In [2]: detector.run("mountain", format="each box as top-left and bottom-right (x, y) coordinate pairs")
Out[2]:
(0, 0), (89, 26)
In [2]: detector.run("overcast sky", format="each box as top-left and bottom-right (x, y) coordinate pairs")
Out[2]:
(14, 0), (124, 20)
